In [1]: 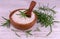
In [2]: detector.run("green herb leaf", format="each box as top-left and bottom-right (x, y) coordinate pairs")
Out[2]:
(1, 17), (10, 28)
(16, 9), (30, 18)
(2, 17), (8, 20)
(33, 4), (56, 27)
(18, 11), (27, 18)
(38, 5), (56, 14)
(46, 26), (52, 36)
(33, 4), (56, 36)
(25, 30), (32, 36)
(11, 29), (20, 37)
(15, 32), (20, 37)
(33, 10), (54, 27)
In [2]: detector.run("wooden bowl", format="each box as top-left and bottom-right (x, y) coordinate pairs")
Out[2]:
(9, 9), (37, 30)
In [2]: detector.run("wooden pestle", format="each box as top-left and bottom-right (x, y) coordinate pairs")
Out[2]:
(25, 1), (36, 17)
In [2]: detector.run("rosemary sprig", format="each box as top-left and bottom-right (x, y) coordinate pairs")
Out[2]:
(33, 4), (56, 36)
(16, 11), (27, 18)
(38, 5), (56, 14)
(11, 29), (20, 37)
(46, 26), (52, 36)
(33, 10), (54, 27)
(33, 4), (56, 27)
(1, 17), (10, 28)
(15, 32), (20, 37)
(19, 11), (27, 17)
(25, 30), (32, 37)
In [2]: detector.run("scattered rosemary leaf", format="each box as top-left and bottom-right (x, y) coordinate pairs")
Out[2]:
(15, 32), (20, 37)
(11, 29), (20, 37)
(34, 27), (40, 31)
(2, 17), (8, 20)
(46, 26), (52, 36)
(53, 21), (60, 23)
(52, 6), (56, 9)
(1, 17), (10, 28)
(38, 5), (56, 14)
(25, 30), (32, 36)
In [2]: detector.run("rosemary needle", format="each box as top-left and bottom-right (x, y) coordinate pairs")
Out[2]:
(46, 26), (52, 36)
(15, 32), (20, 37)
(16, 11), (27, 18)
(11, 29), (20, 37)
(25, 30), (32, 37)
(1, 17), (10, 28)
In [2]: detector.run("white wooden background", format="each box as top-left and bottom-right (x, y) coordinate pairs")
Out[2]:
(0, 0), (60, 39)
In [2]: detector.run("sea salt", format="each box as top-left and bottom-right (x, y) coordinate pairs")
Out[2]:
(12, 10), (35, 24)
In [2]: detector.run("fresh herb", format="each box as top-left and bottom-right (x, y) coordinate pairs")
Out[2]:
(11, 29), (20, 37)
(15, 32), (20, 37)
(34, 10), (54, 27)
(38, 5), (56, 14)
(47, 26), (52, 36)
(33, 4), (56, 36)
(16, 11), (27, 18)
(1, 17), (10, 28)
(25, 30), (32, 37)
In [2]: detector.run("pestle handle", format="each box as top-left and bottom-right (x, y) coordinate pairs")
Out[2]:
(25, 1), (36, 17)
